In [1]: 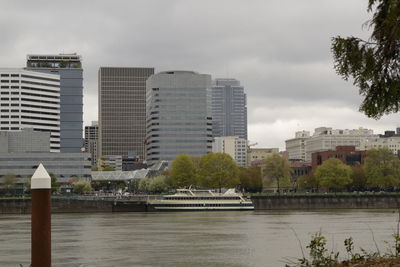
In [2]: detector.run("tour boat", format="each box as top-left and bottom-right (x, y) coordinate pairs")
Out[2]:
(148, 188), (254, 211)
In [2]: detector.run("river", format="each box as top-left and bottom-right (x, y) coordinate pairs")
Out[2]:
(0, 210), (398, 267)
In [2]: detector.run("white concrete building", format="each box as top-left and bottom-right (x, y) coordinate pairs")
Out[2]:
(0, 68), (60, 152)
(212, 136), (248, 167)
(305, 127), (375, 162)
(285, 131), (310, 161)
(360, 136), (400, 155)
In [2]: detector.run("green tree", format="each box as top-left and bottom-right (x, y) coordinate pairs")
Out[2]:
(147, 176), (169, 194)
(364, 148), (400, 187)
(314, 158), (352, 191)
(350, 165), (368, 190)
(72, 180), (93, 194)
(138, 178), (150, 193)
(170, 154), (198, 188)
(49, 172), (59, 193)
(102, 166), (116, 171)
(2, 173), (17, 195)
(331, 0), (400, 118)
(239, 165), (262, 193)
(263, 154), (292, 192)
(297, 173), (319, 191)
(199, 153), (240, 192)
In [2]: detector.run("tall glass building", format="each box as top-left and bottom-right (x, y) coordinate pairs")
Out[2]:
(212, 78), (247, 139)
(26, 53), (83, 153)
(146, 71), (213, 164)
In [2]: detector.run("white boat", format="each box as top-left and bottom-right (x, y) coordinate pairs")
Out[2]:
(148, 188), (254, 211)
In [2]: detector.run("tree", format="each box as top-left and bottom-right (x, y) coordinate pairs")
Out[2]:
(102, 166), (116, 171)
(364, 148), (400, 188)
(314, 158), (352, 191)
(263, 154), (292, 192)
(138, 178), (150, 193)
(72, 180), (92, 194)
(350, 165), (368, 190)
(199, 153), (240, 192)
(331, 0), (400, 118)
(297, 173), (319, 191)
(239, 166), (263, 193)
(2, 173), (17, 195)
(148, 176), (169, 194)
(49, 172), (59, 193)
(170, 154), (198, 188)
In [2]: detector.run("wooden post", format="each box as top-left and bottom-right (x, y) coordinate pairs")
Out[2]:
(31, 163), (51, 267)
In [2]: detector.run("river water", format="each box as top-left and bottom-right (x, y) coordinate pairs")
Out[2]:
(0, 210), (399, 267)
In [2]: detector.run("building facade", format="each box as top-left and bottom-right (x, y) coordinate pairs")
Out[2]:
(211, 78), (247, 139)
(305, 127), (374, 162)
(212, 136), (248, 167)
(146, 71), (213, 164)
(84, 121), (98, 167)
(99, 155), (123, 171)
(285, 131), (310, 162)
(360, 136), (400, 155)
(0, 129), (90, 181)
(0, 68), (60, 152)
(311, 146), (367, 171)
(247, 147), (279, 166)
(26, 53), (83, 153)
(99, 67), (154, 164)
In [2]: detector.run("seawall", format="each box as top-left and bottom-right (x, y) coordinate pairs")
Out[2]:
(251, 194), (400, 210)
(0, 198), (150, 214)
(1, 195), (400, 214)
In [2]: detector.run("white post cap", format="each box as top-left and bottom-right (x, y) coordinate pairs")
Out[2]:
(31, 163), (51, 189)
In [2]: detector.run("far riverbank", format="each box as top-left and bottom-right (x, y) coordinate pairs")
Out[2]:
(1, 193), (400, 214)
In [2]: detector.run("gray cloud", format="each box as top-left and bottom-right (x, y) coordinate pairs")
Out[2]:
(0, 0), (393, 149)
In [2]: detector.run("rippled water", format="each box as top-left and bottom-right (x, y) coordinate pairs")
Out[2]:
(0, 210), (398, 267)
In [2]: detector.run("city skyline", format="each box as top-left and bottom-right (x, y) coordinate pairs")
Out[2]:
(1, 1), (399, 150)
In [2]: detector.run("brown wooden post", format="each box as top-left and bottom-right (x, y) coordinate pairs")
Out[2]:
(31, 163), (51, 267)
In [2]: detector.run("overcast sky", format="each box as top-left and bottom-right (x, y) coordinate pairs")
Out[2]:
(1, 0), (398, 150)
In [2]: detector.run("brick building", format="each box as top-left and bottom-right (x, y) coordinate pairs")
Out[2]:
(311, 146), (367, 171)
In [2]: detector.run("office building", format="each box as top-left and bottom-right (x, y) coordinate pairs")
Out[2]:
(212, 78), (247, 139)
(212, 136), (248, 167)
(247, 147), (279, 166)
(0, 129), (90, 182)
(84, 121), (98, 167)
(146, 71), (213, 164)
(305, 127), (375, 162)
(99, 155), (123, 171)
(99, 67), (154, 165)
(0, 68), (60, 152)
(285, 131), (310, 162)
(311, 146), (367, 171)
(360, 135), (400, 155)
(26, 53), (83, 152)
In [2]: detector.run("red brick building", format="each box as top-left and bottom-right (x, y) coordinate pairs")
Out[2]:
(311, 146), (367, 171)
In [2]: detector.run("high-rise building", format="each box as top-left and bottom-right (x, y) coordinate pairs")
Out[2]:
(26, 53), (83, 153)
(0, 68), (60, 152)
(84, 121), (98, 167)
(212, 78), (247, 139)
(98, 67), (154, 164)
(146, 71), (213, 164)
(212, 136), (248, 167)
(285, 131), (310, 162)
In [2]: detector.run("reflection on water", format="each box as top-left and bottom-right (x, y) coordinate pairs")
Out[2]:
(0, 210), (398, 267)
